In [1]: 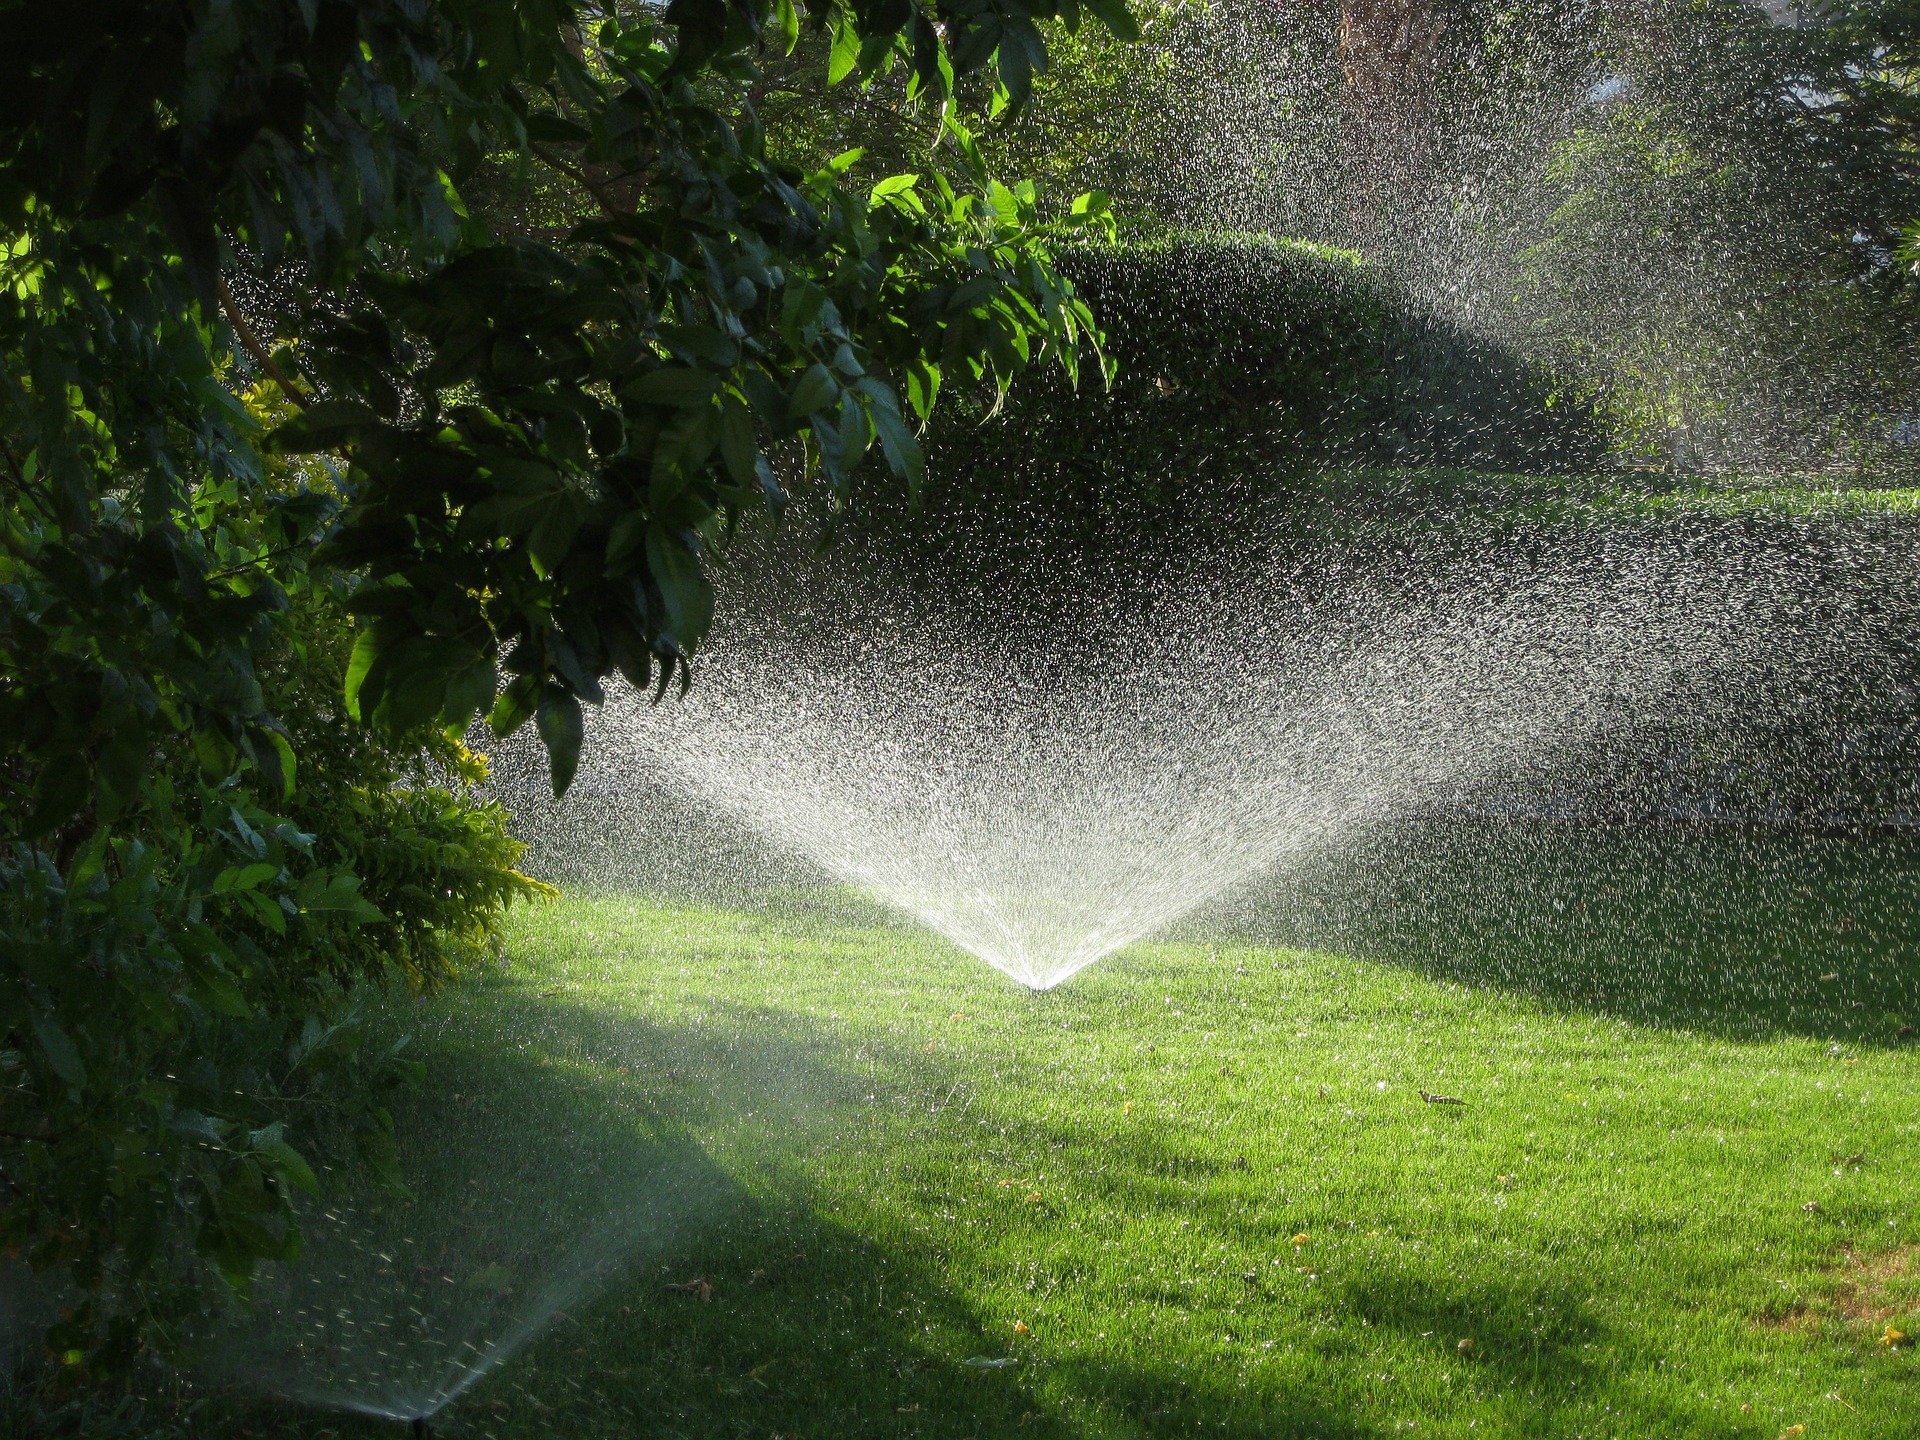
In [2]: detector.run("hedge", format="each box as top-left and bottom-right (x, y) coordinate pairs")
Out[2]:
(870, 232), (1611, 559)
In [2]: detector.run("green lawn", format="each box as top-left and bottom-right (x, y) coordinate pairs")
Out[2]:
(206, 826), (1920, 1440)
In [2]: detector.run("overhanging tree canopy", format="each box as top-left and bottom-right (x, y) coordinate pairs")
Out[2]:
(2, 0), (1123, 797)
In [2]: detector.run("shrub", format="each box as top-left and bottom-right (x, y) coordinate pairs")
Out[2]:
(882, 232), (1609, 559)
(0, 386), (549, 1371)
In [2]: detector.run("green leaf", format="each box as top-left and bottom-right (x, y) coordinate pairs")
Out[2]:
(356, 633), (492, 735)
(835, 388), (873, 472)
(258, 1141), (320, 1198)
(828, 16), (861, 86)
(658, 324), (741, 366)
(526, 489), (587, 572)
(490, 672), (542, 736)
(607, 510), (650, 566)
(779, 278), (839, 347)
(859, 380), (925, 497)
(1082, 0), (1142, 42)
(266, 729), (297, 799)
(191, 963), (254, 1019)
(986, 179), (1022, 227)
(68, 826), (111, 891)
(904, 358), (941, 422)
(441, 654), (499, 731)
(23, 758), (89, 840)
(650, 406), (721, 492)
(645, 524), (715, 654)
(242, 887), (288, 935)
(718, 398), (759, 488)
(356, 1110), (412, 1198)
(631, 367), (722, 408)
(343, 626), (382, 724)
(788, 363), (839, 420)
(298, 872), (388, 925)
(214, 862), (281, 894)
(536, 686), (586, 797)
(30, 1012), (86, 1091)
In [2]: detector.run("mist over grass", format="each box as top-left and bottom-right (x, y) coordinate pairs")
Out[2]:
(174, 823), (1920, 1440)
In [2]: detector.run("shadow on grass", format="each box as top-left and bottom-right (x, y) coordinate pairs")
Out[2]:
(198, 962), (1780, 1440)
(1198, 819), (1920, 1046)
(193, 979), (1407, 1439)
(193, 982), (1066, 1440)
(1331, 1267), (1603, 1373)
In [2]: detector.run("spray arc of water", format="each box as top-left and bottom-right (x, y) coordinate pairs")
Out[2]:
(219, 1106), (744, 1429)
(558, 539), (1791, 989)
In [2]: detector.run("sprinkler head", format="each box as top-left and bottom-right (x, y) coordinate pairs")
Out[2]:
(410, 1417), (432, 1439)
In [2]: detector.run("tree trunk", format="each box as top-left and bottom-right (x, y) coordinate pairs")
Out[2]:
(1338, 0), (1446, 247)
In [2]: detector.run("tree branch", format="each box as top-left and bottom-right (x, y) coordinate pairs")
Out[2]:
(532, 142), (628, 219)
(218, 275), (310, 411)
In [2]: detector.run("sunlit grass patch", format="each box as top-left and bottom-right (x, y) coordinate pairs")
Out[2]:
(193, 833), (1920, 1439)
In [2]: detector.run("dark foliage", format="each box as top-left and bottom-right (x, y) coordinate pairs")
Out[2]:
(0, 0), (1127, 1368)
(887, 233), (1607, 562)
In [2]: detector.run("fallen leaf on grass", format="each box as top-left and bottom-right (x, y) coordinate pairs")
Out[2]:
(1013, 1321), (1030, 1334)
(1803, 1202), (1825, 1215)
(998, 1179), (1015, 1189)
(1292, 1233), (1310, 1246)
(1457, 1337), (1475, 1354)
(1779, 1426), (1805, 1438)
(665, 1278), (714, 1302)
(1881, 1323), (1909, 1347)
(1026, 1192), (1043, 1204)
